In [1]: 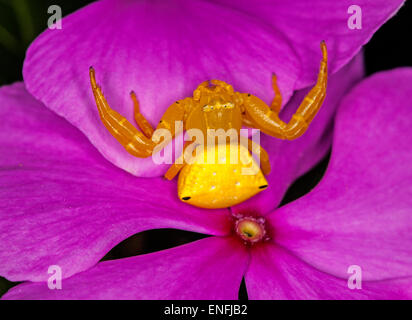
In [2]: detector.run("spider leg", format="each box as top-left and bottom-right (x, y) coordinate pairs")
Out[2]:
(242, 117), (256, 128)
(130, 91), (190, 144)
(152, 98), (190, 144)
(241, 41), (327, 140)
(130, 91), (154, 138)
(247, 138), (271, 175)
(241, 74), (281, 128)
(241, 110), (257, 128)
(89, 67), (155, 157)
(164, 161), (185, 181)
(163, 141), (194, 180)
(90, 67), (189, 157)
(270, 73), (282, 113)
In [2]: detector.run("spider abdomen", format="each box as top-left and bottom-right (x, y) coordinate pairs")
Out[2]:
(178, 143), (268, 209)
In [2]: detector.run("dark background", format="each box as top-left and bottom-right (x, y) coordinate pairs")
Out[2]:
(0, 0), (411, 299)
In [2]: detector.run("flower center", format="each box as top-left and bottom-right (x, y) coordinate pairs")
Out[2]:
(234, 216), (268, 244)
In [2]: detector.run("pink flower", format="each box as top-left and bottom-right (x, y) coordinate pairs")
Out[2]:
(2, 68), (412, 299)
(0, 0), (409, 299)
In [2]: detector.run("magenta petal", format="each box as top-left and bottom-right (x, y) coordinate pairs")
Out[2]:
(246, 244), (412, 300)
(269, 68), (412, 280)
(23, 0), (302, 177)
(232, 53), (364, 215)
(0, 83), (230, 282)
(2, 237), (247, 300)
(215, 0), (405, 88)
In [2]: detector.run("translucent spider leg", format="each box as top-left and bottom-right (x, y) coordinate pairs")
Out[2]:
(241, 41), (328, 140)
(89, 67), (155, 157)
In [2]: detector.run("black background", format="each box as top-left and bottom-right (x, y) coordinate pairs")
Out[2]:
(0, 0), (411, 299)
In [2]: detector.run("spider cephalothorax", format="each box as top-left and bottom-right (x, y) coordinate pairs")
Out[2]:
(90, 42), (327, 209)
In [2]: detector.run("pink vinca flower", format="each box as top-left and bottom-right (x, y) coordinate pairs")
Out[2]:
(2, 68), (412, 299)
(0, 0), (408, 299)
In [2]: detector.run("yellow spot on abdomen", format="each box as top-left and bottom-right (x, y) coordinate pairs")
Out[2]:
(178, 143), (268, 209)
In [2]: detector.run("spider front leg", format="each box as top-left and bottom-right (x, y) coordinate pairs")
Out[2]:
(90, 67), (155, 157)
(241, 41), (327, 140)
(241, 73), (282, 128)
(90, 67), (189, 157)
